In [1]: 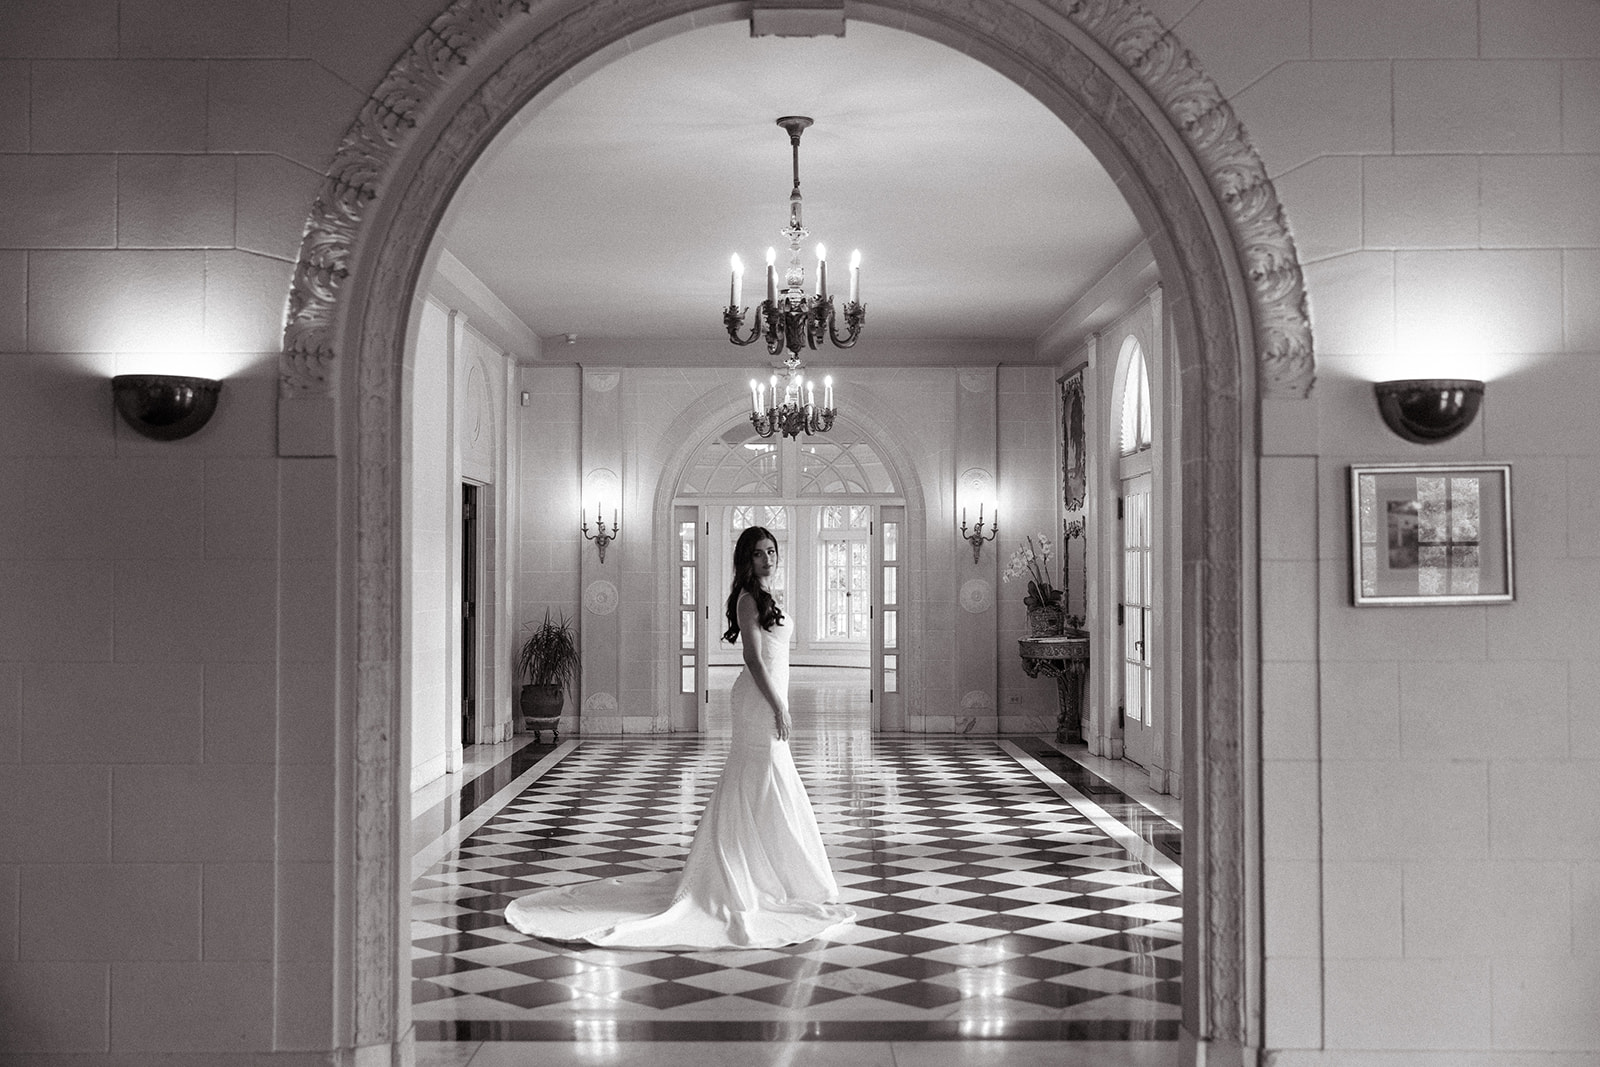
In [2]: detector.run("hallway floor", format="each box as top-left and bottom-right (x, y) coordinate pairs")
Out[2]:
(412, 679), (1183, 1066)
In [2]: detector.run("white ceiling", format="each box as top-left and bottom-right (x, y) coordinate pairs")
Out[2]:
(439, 18), (1143, 356)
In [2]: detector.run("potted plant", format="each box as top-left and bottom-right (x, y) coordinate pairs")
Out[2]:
(517, 609), (579, 742)
(1003, 533), (1066, 636)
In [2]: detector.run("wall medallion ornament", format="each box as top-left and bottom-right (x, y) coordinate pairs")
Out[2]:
(583, 580), (618, 616)
(583, 692), (617, 715)
(464, 358), (494, 463)
(586, 372), (620, 392)
(961, 690), (993, 710)
(959, 467), (994, 503)
(959, 578), (993, 614)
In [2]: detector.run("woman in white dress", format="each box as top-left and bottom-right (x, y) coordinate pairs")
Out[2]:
(504, 525), (855, 949)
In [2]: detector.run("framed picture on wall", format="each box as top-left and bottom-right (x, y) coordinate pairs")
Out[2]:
(1349, 463), (1514, 606)
(1060, 368), (1086, 511)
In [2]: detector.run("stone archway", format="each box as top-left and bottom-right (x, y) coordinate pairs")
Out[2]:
(284, 0), (1313, 1058)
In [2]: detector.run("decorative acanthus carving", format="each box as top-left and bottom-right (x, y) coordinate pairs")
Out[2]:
(280, 0), (539, 402)
(1059, 0), (1314, 397)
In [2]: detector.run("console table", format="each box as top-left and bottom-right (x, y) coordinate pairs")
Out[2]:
(1018, 632), (1089, 744)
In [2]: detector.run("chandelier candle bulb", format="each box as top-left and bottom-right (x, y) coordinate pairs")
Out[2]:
(730, 254), (743, 308)
(849, 250), (861, 304)
(807, 380), (815, 409)
(816, 244), (827, 298)
(824, 375), (833, 409)
(766, 248), (777, 304)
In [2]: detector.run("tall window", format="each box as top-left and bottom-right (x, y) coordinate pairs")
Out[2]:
(729, 504), (790, 609)
(1115, 333), (1155, 742)
(816, 505), (870, 641)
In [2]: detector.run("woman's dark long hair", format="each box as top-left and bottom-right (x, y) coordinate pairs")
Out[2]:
(722, 525), (785, 643)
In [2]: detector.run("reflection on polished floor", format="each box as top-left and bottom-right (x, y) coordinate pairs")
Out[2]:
(412, 669), (1183, 1067)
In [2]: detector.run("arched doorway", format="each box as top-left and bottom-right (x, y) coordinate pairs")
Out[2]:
(283, 0), (1314, 1057)
(668, 413), (910, 733)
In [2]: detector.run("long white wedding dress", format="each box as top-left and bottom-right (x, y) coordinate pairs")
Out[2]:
(504, 612), (856, 949)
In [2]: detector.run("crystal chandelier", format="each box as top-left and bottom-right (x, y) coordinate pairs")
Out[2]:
(724, 116), (865, 438)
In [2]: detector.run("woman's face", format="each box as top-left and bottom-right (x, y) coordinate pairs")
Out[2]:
(749, 538), (778, 583)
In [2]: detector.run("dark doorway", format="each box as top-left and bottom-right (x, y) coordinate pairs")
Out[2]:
(460, 483), (479, 747)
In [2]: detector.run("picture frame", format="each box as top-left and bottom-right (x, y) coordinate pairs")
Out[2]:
(1349, 462), (1514, 606)
(1060, 367), (1086, 512)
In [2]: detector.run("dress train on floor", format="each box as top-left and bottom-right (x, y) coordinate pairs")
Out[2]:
(504, 616), (855, 949)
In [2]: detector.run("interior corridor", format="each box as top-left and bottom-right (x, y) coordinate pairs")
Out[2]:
(410, 675), (1183, 1067)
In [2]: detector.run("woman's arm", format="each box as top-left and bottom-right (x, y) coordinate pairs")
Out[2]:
(737, 592), (792, 740)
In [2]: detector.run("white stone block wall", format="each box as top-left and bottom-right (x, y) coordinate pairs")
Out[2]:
(1216, 0), (1600, 1056)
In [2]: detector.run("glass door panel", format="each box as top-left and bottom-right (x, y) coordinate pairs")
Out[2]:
(1120, 473), (1154, 767)
(873, 507), (904, 730)
(675, 507), (705, 727)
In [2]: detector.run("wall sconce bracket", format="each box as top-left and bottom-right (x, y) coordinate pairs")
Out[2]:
(582, 508), (619, 562)
(960, 510), (997, 564)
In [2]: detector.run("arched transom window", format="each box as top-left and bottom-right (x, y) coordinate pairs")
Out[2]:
(679, 423), (897, 497)
(1117, 336), (1153, 456)
(680, 426), (780, 495)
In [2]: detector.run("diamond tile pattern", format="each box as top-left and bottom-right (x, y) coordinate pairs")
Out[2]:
(412, 736), (1181, 1041)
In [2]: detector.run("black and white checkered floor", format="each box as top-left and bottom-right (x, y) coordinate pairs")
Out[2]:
(411, 728), (1183, 1057)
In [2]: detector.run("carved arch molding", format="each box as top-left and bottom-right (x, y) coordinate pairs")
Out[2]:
(289, 0), (1310, 1054)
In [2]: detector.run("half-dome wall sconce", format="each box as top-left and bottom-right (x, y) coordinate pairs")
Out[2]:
(1374, 378), (1484, 444)
(112, 374), (223, 441)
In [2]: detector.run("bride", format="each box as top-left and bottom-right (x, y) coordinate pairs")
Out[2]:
(504, 525), (856, 949)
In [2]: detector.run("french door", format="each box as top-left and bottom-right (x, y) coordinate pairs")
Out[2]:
(1120, 472), (1154, 769)
(678, 502), (899, 730)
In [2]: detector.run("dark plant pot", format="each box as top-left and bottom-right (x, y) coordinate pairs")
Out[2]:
(520, 684), (564, 742)
(1027, 606), (1065, 637)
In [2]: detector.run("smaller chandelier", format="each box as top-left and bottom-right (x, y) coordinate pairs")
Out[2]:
(725, 116), (864, 439)
(750, 366), (834, 439)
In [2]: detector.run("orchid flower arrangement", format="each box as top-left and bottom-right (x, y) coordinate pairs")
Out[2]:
(1002, 533), (1064, 611)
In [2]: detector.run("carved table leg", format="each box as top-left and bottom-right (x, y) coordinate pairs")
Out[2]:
(1054, 663), (1086, 745)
